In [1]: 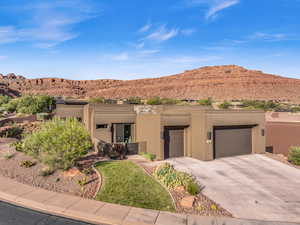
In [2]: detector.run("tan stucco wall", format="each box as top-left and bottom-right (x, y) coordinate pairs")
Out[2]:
(136, 114), (162, 159)
(91, 104), (136, 142)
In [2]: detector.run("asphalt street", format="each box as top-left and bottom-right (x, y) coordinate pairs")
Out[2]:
(0, 201), (107, 225)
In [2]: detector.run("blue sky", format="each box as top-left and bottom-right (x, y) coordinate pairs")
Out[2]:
(0, 0), (300, 80)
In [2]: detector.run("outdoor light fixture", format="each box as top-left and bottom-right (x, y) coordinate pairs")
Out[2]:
(207, 131), (212, 140)
(261, 129), (265, 136)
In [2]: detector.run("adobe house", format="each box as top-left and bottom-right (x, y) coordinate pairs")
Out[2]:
(266, 112), (300, 156)
(56, 101), (266, 161)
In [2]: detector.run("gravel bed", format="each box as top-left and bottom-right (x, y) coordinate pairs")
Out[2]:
(0, 138), (100, 199)
(129, 155), (232, 217)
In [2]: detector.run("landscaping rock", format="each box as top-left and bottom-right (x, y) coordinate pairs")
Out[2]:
(180, 196), (195, 208)
(175, 186), (185, 192)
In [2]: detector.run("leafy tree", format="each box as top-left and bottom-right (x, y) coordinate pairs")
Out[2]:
(19, 118), (92, 170)
(2, 95), (54, 114)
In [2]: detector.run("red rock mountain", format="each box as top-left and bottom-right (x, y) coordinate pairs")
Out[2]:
(1, 65), (300, 102)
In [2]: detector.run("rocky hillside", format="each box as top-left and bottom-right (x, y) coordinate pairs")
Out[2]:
(1, 65), (300, 102)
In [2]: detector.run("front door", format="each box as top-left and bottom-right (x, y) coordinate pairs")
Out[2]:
(114, 124), (132, 143)
(164, 126), (187, 159)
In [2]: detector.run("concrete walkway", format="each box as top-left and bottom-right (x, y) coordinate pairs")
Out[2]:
(166, 154), (300, 223)
(0, 176), (299, 225)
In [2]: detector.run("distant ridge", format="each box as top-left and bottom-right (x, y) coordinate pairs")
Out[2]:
(1, 65), (300, 103)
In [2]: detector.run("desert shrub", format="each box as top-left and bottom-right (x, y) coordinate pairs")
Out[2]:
(139, 152), (156, 161)
(89, 97), (105, 103)
(0, 95), (11, 106)
(2, 95), (54, 114)
(153, 163), (199, 195)
(291, 106), (300, 113)
(288, 146), (300, 165)
(241, 100), (280, 111)
(197, 98), (213, 106)
(218, 101), (232, 109)
(19, 118), (92, 170)
(36, 113), (52, 121)
(161, 98), (181, 105)
(39, 167), (54, 177)
(1, 124), (23, 139)
(127, 97), (142, 105)
(147, 97), (162, 105)
(3, 153), (14, 160)
(186, 182), (200, 195)
(20, 160), (36, 168)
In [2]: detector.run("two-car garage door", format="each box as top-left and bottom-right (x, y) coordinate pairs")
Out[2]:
(214, 126), (253, 159)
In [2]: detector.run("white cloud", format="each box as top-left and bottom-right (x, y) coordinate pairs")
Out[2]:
(0, 0), (99, 48)
(146, 25), (179, 42)
(186, 0), (240, 20)
(138, 49), (160, 56)
(181, 28), (197, 36)
(206, 0), (239, 19)
(138, 22), (152, 33)
(112, 52), (129, 61)
(249, 32), (288, 41)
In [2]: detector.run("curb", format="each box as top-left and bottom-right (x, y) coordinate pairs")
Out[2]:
(0, 176), (299, 225)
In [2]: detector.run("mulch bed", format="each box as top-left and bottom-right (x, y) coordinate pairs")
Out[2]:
(265, 152), (300, 170)
(128, 155), (232, 217)
(0, 138), (101, 199)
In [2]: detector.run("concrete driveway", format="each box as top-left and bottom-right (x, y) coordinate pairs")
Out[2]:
(166, 154), (300, 223)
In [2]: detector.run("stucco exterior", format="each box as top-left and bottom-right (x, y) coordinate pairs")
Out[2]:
(56, 102), (266, 161)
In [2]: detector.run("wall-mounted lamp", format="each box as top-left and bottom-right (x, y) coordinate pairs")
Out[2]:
(207, 131), (212, 140)
(261, 129), (265, 137)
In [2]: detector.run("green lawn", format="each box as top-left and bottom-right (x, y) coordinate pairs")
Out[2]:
(95, 160), (175, 211)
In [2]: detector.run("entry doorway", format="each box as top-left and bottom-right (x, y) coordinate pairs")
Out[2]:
(164, 126), (188, 159)
(112, 123), (133, 143)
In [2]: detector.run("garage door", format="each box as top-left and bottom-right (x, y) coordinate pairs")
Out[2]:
(214, 126), (252, 159)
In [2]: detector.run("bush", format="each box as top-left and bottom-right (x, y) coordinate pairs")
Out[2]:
(241, 100), (280, 111)
(186, 182), (200, 195)
(89, 97), (105, 103)
(3, 153), (14, 160)
(161, 98), (180, 105)
(1, 124), (23, 139)
(19, 118), (92, 170)
(147, 97), (162, 105)
(288, 146), (300, 165)
(36, 113), (52, 121)
(39, 167), (55, 176)
(139, 152), (156, 161)
(218, 101), (232, 109)
(2, 95), (54, 114)
(197, 98), (213, 106)
(127, 97), (142, 105)
(153, 163), (200, 195)
(0, 95), (11, 106)
(291, 107), (300, 113)
(20, 160), (36, 168)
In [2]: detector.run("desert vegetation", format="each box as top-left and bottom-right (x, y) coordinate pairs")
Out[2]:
(288, 147), (300, 166)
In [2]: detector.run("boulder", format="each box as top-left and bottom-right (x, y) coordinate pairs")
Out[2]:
(180, 196), (195, 208)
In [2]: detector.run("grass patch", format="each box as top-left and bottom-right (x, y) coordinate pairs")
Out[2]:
(95, 160), (175, 211)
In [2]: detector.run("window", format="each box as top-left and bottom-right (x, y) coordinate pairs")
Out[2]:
(114, 124), (132, 143)
(96, 124), (108, 129)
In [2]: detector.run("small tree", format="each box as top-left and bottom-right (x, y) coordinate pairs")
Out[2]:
(20, 118), (92, 170)
(219, 101), (232, 109)
(288, 147), (300, 165)
(147, 97), (162, 105)
(197, 98), (213, 106)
